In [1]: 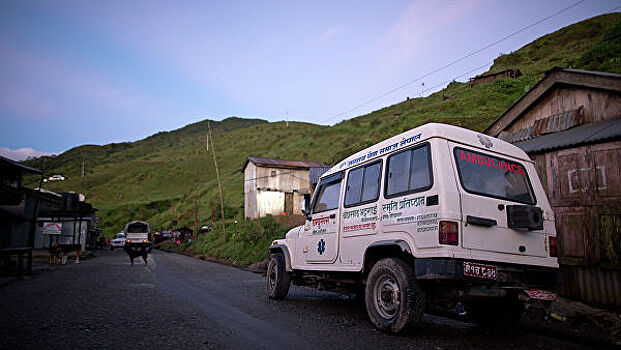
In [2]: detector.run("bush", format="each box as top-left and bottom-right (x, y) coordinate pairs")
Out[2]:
(184, 216), (294, 266)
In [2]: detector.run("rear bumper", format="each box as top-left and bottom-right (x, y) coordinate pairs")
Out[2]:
(414, 258), (561, 289)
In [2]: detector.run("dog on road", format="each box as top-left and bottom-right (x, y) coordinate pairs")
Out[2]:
(123, 245), (148, 266)
(49, 243), (61, 264)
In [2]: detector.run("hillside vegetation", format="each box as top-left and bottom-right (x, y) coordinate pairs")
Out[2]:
(24, 13), (621, 264)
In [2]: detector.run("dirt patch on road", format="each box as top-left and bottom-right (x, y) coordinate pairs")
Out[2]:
(522, 297), (621, 346)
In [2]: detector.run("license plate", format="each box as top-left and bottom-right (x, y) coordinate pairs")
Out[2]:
(524, 289), (557, 301)
(463, 262), (497, 280)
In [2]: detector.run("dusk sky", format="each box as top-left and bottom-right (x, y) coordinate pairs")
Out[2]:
(1, 0), (619, 159)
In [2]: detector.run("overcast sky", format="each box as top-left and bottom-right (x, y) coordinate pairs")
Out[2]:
(1, 0), (618, 158)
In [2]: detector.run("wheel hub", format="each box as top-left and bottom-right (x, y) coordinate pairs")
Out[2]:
(268, 263), (276, 291)
(375, 276), (400, 318)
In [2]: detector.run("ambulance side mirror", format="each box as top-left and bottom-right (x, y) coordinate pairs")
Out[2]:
(301, 199), (311, 219)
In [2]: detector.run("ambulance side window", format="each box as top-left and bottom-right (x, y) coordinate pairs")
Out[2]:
(312, 181), (342, 213)
(345, 168), (363, 206)
(362, 162), (381, 202)
(385, 144), (432, 198)
(345, 161), (382, 207)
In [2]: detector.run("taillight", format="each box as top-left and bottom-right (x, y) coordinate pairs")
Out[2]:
(549, 236), (558, 257)
(439, 221), (458, 245)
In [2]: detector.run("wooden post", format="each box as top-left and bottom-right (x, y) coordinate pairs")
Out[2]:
(207, 122), (227, 242)
(28, 171), (46, 274)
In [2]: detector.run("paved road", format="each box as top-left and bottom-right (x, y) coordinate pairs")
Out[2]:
(0, 250), (596, 350)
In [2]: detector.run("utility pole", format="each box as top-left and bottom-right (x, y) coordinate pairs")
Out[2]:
(194, 168), (199, 236)
(207, 121), (227, 242)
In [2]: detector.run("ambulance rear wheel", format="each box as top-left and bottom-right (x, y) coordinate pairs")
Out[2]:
(365, 258), (425, 333)
(267, 253), (291, 299)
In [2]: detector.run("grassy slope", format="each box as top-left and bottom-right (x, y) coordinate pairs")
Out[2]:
(23, 14), (621, 263)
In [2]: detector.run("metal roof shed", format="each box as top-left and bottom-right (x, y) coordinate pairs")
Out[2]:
(242, 156), (328, 219)
(484, 68), (621, 309)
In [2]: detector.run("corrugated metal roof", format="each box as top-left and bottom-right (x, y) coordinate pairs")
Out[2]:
(309, 166), (331, 186)
(485, 67), (621, 137)
(513, 119), (621, 153)
(560, 68), (621, 79)
(241, 156), (328, 173)
(499, 107), (583, 143)
(0, 155), (42, 174)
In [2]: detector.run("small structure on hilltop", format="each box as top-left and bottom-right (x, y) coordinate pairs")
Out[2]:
(241, 156), (329, 219)
(485, 67), (621, 309)
(469, 68), (522, 88)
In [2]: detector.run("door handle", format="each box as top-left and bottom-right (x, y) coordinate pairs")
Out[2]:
(466, 215), (497, 227)
(329, 214), (336, 219)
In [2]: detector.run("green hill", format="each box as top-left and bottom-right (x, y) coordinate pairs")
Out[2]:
(24, 13), (621, 247)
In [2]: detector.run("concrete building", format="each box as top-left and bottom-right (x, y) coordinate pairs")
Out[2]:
(32, 190), (97, 252)
(242, 156), (328, 219)
(485, 68), (621, 308)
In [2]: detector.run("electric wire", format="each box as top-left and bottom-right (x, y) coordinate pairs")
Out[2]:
(322, 0), (588, 123)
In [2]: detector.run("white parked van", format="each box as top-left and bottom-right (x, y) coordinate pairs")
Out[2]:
(123, 220), (153, 250)
(267, 123), (559, 333)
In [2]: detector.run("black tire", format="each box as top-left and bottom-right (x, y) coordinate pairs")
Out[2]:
(266, 253), (291, 299)
(110, 246), (114, 251)
(365, 258), (425, 333)
(466, 296), (524, 328)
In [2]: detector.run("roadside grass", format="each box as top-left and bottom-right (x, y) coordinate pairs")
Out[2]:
(161, 216), (294, 267)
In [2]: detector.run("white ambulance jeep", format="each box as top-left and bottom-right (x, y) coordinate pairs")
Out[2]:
(267, 123), (559, 333)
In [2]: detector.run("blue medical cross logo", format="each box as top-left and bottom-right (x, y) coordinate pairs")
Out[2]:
(317, 239), (326, 255)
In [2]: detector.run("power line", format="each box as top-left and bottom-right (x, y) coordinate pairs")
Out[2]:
(322, 0), (588, 123)
(243, 170), (308, 182)
(416, 61), (494, 96)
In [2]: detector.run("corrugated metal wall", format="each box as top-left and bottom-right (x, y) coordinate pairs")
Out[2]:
(561, 266), (621, 307)
(535, 141), (621, 308)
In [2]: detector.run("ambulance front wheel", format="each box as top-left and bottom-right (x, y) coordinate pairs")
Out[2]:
(267, 253), (291, 299)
